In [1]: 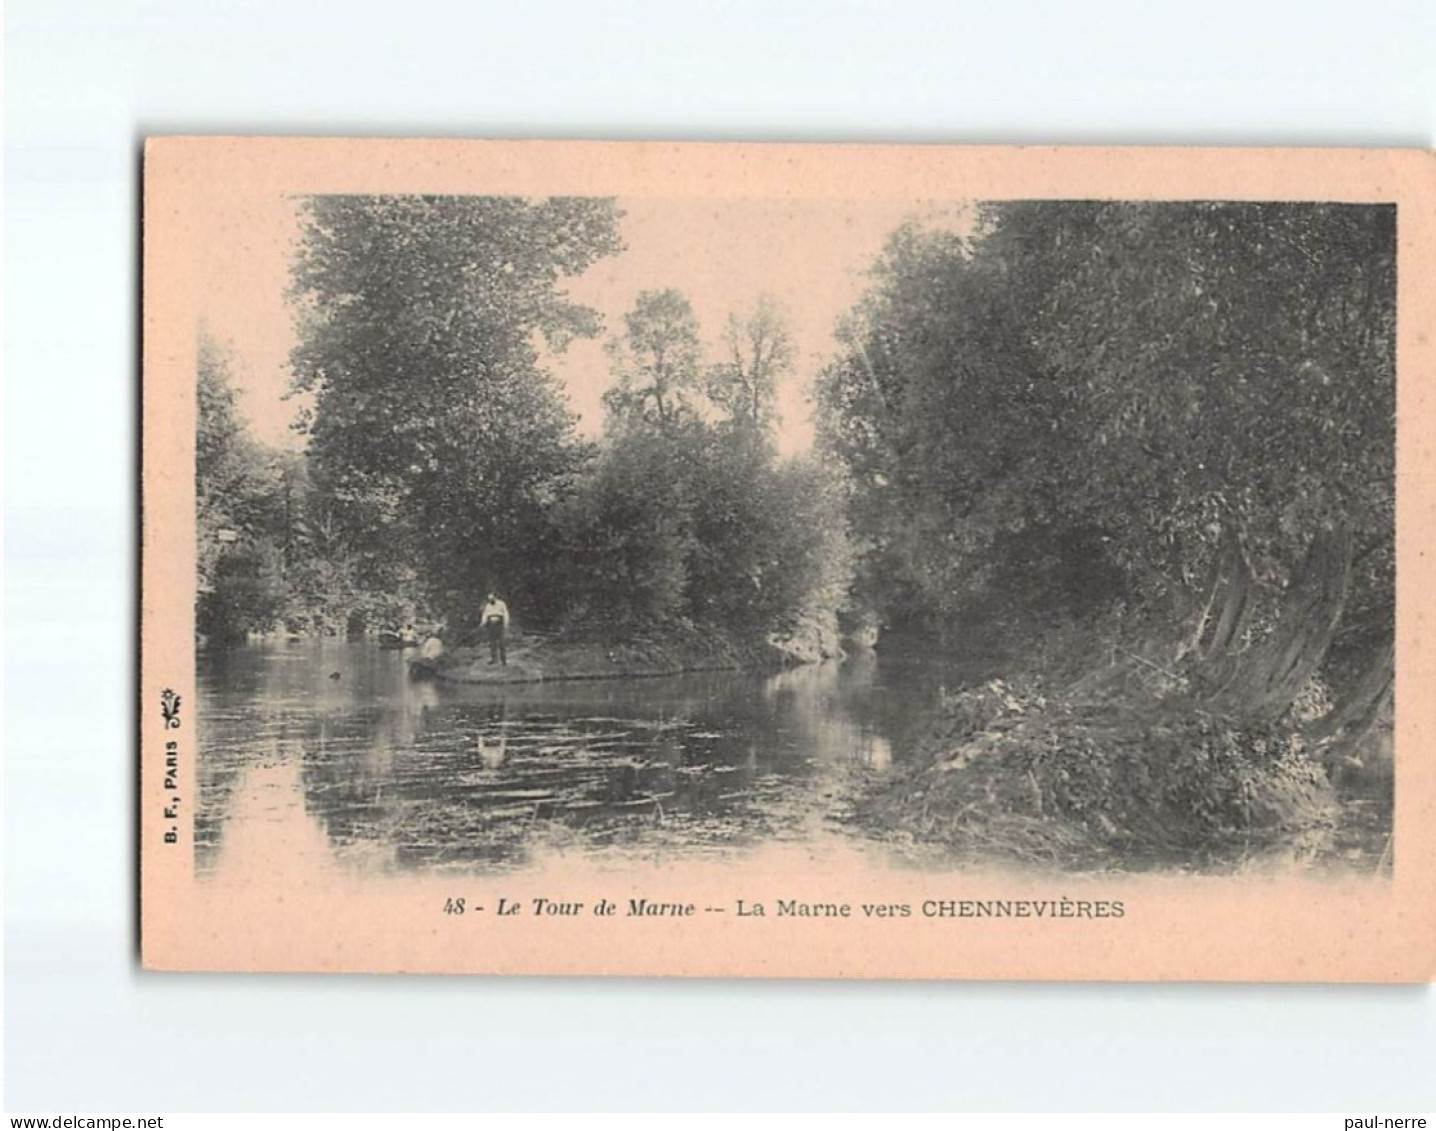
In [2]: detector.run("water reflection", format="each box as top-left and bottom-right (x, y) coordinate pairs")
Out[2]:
(196, 640), (955, 877)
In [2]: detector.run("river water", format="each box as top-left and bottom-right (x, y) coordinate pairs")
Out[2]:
(195, 639), (1389, 879)
(196, 641), (987, 878)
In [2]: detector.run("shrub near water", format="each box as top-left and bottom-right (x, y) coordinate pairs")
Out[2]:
(866, 674), (1338, 869)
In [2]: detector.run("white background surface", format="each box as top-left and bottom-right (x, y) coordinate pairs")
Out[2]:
(5, 0), (1436, 1112)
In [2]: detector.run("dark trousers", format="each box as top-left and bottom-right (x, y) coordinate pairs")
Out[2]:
(485, 618), (507, 665)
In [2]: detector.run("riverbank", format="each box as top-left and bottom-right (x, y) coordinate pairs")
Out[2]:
(411, 620), (841, 685)
(853, 646), (1392, 873)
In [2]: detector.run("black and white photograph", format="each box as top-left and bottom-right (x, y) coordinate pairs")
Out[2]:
(190, 187), (1395, 881)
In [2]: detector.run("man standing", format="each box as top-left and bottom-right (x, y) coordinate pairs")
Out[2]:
(480, 592), (510, 666)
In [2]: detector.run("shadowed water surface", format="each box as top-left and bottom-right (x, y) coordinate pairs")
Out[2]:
(196, 640), (982, 877)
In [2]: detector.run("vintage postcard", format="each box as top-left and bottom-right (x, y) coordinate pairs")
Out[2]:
(141, 139), (1435, 979)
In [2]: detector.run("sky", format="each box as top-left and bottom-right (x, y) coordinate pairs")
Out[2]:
(200, 194), (974, 457)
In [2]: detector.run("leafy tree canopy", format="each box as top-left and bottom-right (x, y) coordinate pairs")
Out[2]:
(602, 288), (706, 430)
(288, 195), (624, 621)
(819, 201), (1394, 648)
(707, 293), (795, 435)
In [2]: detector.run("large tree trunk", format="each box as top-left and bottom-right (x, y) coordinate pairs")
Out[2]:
(1309, 644), (1394, 766)
(1185, 530), (1258, 695)
(1209, 525), (1353, 720)
(1201, 532), (1258, 661)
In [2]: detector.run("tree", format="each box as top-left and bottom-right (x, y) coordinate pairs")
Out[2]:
(196, 331), (288, 642)
(816, 221), (1054, 631)
(602, 289), (705, 429)
(560, 420), (850, 644)
(559, 424), (699, 628)
(197, 332), (273, 587)
(990, 203), (1394, 732)
(819, 201), (1394, 732)
(288, 195), (624, 626)
(707, 294), (794, 434)
(563, 287), (850, 647)
(986, 202), (1395, 616)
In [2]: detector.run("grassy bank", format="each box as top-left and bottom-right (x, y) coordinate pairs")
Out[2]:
(855, 640), (1391, 873)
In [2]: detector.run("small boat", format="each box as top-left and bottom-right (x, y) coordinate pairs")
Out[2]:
(378, 631), (420, 650)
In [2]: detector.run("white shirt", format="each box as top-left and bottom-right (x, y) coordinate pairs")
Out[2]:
(481, 599), (509, 626)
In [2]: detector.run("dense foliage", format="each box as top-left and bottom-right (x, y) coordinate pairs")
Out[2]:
(199, 199), (849, 656)
(288, 195), (624, 628)
(819, 202), (1393, 692)
(197, 333), (421, 642)
(572, 288), (846, 646)
(825, 201), (1395, 859)
(195, 334), (286, 643)
(200, 193), (1396, 865)
(601, 288), (707, 430)
(560, 418), (848, 644)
